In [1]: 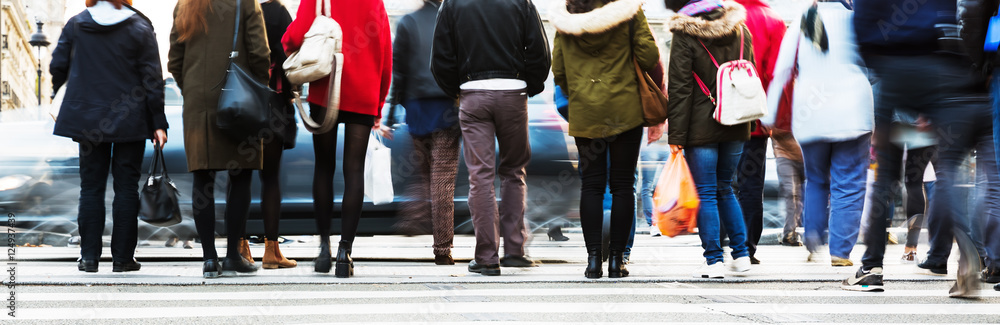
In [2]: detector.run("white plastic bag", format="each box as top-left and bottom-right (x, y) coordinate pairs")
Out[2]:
(364, 131), (393, 205)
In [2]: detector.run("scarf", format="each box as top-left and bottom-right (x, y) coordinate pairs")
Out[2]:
(801, 2), (829, 53)
(677, 0), (724, 17)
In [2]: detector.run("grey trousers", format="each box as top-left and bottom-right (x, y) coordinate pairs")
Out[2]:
(459, 88), (531, 265)
(776, 157), (804, 239)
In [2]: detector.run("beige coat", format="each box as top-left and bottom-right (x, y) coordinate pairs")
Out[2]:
(168, 0), (271, 171)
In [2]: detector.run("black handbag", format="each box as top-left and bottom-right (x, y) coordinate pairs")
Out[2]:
(217, 0), (276, 141)
(138, 146), (182, 227)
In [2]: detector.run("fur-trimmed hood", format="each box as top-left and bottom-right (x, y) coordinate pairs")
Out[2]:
(668, 1), (747, 39)
(550, 0), (645, 35)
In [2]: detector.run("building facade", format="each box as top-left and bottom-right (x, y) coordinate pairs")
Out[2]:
(1, 0), (39, 113)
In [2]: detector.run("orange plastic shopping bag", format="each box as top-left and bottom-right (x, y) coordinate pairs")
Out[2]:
(653, 145), (700, 237)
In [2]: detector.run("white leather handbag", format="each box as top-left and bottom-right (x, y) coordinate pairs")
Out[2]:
(284, 0), (343, 134)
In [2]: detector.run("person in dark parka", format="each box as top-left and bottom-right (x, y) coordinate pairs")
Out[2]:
(50, 0), (168, 274)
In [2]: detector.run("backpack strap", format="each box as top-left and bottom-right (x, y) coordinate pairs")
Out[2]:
(690, 27), (744, 106)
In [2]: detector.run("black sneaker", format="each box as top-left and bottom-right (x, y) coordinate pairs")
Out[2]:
(468, 260), (500, 276)
(983, 268), (1000, 283)
(499, 255), (537, 267)
(842, 267), (884, 292)
(917, 260), (947, 275)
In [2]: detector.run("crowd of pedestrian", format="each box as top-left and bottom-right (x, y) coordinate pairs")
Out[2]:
(47, 0), (1000, 295)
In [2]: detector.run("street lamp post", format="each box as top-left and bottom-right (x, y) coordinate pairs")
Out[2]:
(29, 20), (50, 106)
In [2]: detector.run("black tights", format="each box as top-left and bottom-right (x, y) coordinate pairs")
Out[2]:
(260, 141), (284, 241)
(192, 169), (253, 260)
(313, 121), (370, 245)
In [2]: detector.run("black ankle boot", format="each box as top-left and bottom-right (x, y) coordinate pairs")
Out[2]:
(548, 226), (569, 241)
(608, 250), (629, 278)
(335, 241), (354, 278)
(221, 255), (258, 276)
(203, 259), (221, 278)
(585, 249), (602, 279)
(315, 241), (332, 273)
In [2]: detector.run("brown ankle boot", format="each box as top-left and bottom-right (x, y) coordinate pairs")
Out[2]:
(239, 238), (253, 263)
(263, 239), (297, 269)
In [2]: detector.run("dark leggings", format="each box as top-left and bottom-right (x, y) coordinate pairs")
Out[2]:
(574, 127), (643, 252)
(192, 169), (253, 260)
(903, 146), (937, 248)
(312, 106), (371, 245)
(260, 141), (284, 241)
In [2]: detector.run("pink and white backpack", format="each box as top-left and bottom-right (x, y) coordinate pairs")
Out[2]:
(692, 27), (767, 126)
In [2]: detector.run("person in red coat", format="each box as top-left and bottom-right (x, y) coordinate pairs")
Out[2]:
(281, 0), (392, 278)
(731, 0), (788, 264)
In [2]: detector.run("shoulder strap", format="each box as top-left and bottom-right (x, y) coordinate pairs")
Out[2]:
(696, 40), (720, 68)
(230, 0), (241, 59)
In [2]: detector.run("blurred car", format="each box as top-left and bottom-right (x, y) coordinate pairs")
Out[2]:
(0, 80), (579, 240)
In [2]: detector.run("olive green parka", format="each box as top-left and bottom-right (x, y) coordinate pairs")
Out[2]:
(551, 0), (660, 139)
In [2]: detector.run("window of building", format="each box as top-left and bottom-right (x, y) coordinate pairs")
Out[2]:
(1, 34), (8, 50)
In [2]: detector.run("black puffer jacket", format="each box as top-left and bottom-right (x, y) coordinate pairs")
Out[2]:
(666, 2), (754, 147)
(50, 6), (167, 143)
(431, 0), (551, 98)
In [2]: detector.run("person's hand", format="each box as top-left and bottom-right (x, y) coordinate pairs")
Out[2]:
(758, 125), (772, 136)
(374, 118), (394, 141)
(647, 122), (665, 144)
(915, 115), (932, 132)
(153, 129), (167, 149)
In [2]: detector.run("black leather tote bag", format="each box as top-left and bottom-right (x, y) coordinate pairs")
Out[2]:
(138, 146), (182, 227)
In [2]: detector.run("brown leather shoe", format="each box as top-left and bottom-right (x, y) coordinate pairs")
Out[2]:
(239, 238), (253, 263)
(434, 254), (455, 265)
(263, 239), (297, 269)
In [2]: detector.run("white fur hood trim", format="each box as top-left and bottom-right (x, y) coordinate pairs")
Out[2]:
(667, 1), (747, 40)
(550, 0), (645, 35)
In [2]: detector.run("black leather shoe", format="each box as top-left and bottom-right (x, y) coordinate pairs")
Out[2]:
(608, 250), (629, 278)
(203, 259), (221, 279)
(547, 226), (569, 241)
(468, 260), (500, 276)
(314, 241), (332, 273)
(585, 249), (602, 279)
(112, 259), (141, 272)
(917, 260), (948, 275)
(221, 256), (258, 276)
(500, 255), (537, 267)
(78, 259), (98, 273)
(982, 267), (1000, 283)
(334, 241), (354, 278)
(995, 283), (999, 291)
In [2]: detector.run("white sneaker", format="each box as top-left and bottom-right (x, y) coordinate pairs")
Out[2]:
(729, 256), (751, 273)
(693, 261), (725, 279)
(650, 226), (662, 237)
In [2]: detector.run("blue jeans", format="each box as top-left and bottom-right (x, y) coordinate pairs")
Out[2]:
(685, 141), (749, 264)
(800, 134), (871, 259)
(640, 147), (670, 226)
(862, 54), (987, 269)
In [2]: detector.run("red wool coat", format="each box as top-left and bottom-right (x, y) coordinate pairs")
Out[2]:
(734, 0), (786, 137)
(281, 0), (392, 118)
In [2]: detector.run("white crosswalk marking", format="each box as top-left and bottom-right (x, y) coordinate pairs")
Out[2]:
(13, 287), (1000, 321)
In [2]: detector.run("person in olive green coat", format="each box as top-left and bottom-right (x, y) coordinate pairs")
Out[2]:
(665, 0), (754, 279)
(550, 0), (659, 279)
(167, 0), (270, 278)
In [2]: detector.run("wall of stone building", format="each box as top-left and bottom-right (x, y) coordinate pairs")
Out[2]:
(1, 0), (39, 115)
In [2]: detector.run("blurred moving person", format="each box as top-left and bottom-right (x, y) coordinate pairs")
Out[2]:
(255, 0), (297, 269)
(959, 0), (1000, 287)
(766, 0), (872, 268)
(282, 0), (393, 278)
(551, 0), (659, 278)
(664, 0), (754, 279)
(390, 0), (461, 265)
(889, 113), (937, 264)
(432, 0), (550, 276)
(640, 62), (667, 239)
(731, 0), (787, 265)
(168, 0), (269, 278)
(51, 0), (168, 273)
(848, 0), (989, 297)
(771, 130), (805, 247)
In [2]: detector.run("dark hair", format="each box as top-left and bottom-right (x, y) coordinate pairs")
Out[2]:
(568, 0), (615, 14)
(664, 0), (689, 13)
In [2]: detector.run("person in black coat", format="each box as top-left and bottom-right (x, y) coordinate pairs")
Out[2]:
(49, 0), (167, 273)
